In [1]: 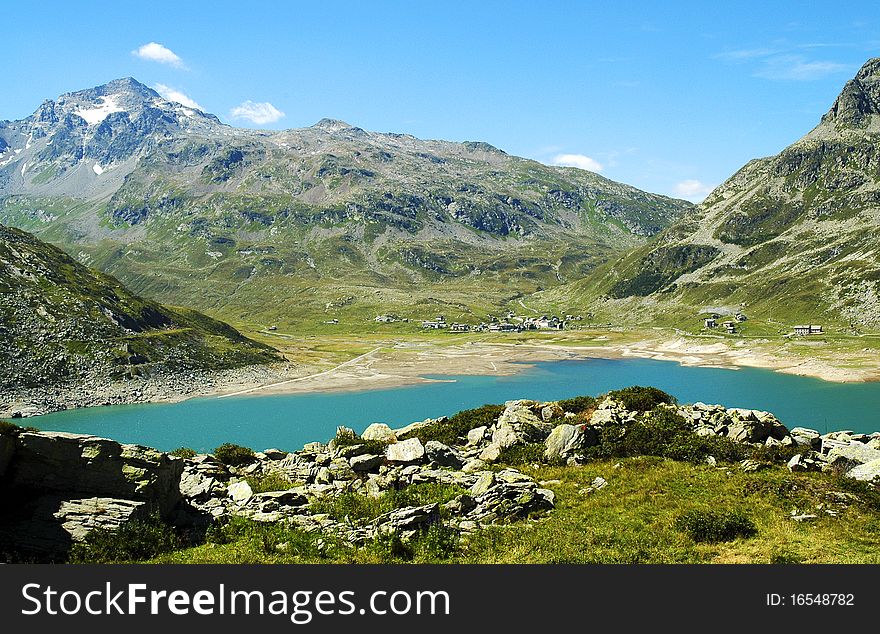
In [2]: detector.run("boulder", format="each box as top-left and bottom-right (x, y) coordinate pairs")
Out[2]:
(425, 441), (464, 468)
(845, 458), (880, 483)
(54, 497), (148, 542)
(350, 454), (384, 472)
(544, 424), (596, 462)
(9, 431), (182, 515)
(790, 427), (821, 448)
(361, 423), (397, 443)
(466, 426), (488, 446)
(385, 438), (426, 464)
(825, 444), (880, 468)
(227, 481), (254, 505)
(469, 472), (496, 497)
(374, 503), (440, 538)
(478, 443), (502, 463)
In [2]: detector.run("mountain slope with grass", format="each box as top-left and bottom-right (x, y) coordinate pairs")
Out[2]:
(0, 78), (691, 325)
(0, 222), (278, 394)
(545, 57), (880, 329)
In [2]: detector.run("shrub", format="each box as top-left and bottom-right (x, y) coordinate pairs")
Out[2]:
(498, 443), (546, 466)
(409, 404), (505, 445)
(68, 516), (181, 563)
(607, 386), (676, 412)
(557, 395), (597, 415)
(674, 509), (757, 543)
(170, 447), (197, 459)
(413, 524), (460, 561)
(213, 443), (256, 466)
(245, 472), (295, 493)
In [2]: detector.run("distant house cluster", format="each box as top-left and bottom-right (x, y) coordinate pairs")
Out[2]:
(408, 312), (569, 333)
(793, 324), (823, 336)
(702, 312), (746, 333)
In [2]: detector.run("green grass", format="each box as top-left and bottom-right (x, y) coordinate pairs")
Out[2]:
(148, 458), (880, 564)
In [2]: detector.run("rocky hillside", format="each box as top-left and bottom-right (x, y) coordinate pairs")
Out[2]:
(553, 58), (880, 328)
(0, 78), (691, 323)
(2, 388), (878, 562)
(0, 222), (278, 396)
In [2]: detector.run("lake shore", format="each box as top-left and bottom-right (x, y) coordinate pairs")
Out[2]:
(4, 333), (878, 418)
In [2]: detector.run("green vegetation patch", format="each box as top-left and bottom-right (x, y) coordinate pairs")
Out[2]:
(406, 404), (505, 445)
(674, 509), (758, 543)
(213, 443), (256, 466)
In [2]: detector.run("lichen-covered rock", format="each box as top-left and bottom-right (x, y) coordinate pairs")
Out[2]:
(361, 423), (397, 443)
(385, 438), (426, 464)
(9, 431), (182, 515)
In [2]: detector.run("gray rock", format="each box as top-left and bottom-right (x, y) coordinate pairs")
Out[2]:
(790, 427), (821, 449)
(425, 440), (464, 468)
(374, 503), (440, 537)
(825, 443), (880, 467)
(385, 438), (426, 464)
(462, 458), (487, 473)
(10, 431), (182, 515)
(845, 458), (880, 483)
(54, 497), (148, 542)
(361, 423), (397, 442)
(469, 472), (496, 496)
(227, 481), (254, 504)
(262, 448), (288, 460)
(350, 454), (384, 472)
(478, 443), (502, 463)
(466, 426), (488, 446)
(544, 423), (596, 462)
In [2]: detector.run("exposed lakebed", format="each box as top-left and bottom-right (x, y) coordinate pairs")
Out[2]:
(28, 357), (880, 451)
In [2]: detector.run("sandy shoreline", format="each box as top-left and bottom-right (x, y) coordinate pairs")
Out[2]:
(5, 335), (878, 418)
(208, 336), (880, 401)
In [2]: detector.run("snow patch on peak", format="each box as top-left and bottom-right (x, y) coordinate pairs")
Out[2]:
(75, 96), (125, 125)
(92, 162), (104, 175)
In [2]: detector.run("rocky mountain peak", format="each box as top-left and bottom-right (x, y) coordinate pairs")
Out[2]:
(312, 118), (357, 132)
(821, 57), (880, 127)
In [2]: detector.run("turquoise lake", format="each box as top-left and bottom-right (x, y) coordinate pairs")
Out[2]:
(28, 357), (880, 452)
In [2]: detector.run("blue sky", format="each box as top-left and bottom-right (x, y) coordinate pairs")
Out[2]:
(3, 1), (878, 201)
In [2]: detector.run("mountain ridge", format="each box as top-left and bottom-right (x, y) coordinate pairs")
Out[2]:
(0, 77), (692, 324)
(547, 57), (880, 329)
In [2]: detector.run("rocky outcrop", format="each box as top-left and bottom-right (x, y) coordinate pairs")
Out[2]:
(2, 392), (878, 561)
(0, 429), (183, 558)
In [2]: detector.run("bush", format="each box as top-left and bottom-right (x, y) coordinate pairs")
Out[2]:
(557, 395), (597, 415)
(409, 404), (505, 445)
(413, 524), (460, 561)
(170, 447), (197, 459)
(245, 472), (295, 493)
(498, 443), (546, 466)
(311, 483), (466, 523)
(607, 386), (676, 412)
(674, 509), (757, 543)
(68, 516), (182, 563)
(213, 443), (256, 466)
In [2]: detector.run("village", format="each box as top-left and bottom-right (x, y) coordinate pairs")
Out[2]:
(370, 311), (581, 333)
(700, 312), (823, 337)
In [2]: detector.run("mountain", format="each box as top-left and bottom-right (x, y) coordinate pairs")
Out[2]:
(0, 78), (691, 325)
(551, 58), (880, 328)
(0, 222), (278, 393)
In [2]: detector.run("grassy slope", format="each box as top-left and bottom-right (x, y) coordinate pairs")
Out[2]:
(151, 458), (880, 564)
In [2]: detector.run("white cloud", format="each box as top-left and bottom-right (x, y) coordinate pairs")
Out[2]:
(229, 101), (285, 125)
(133, 42), (185, 68)
(154, 83), (204, 111)
(673, 179), (716, 202)
(551, 153), (603, 172)
(754, 55), (851, 81)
